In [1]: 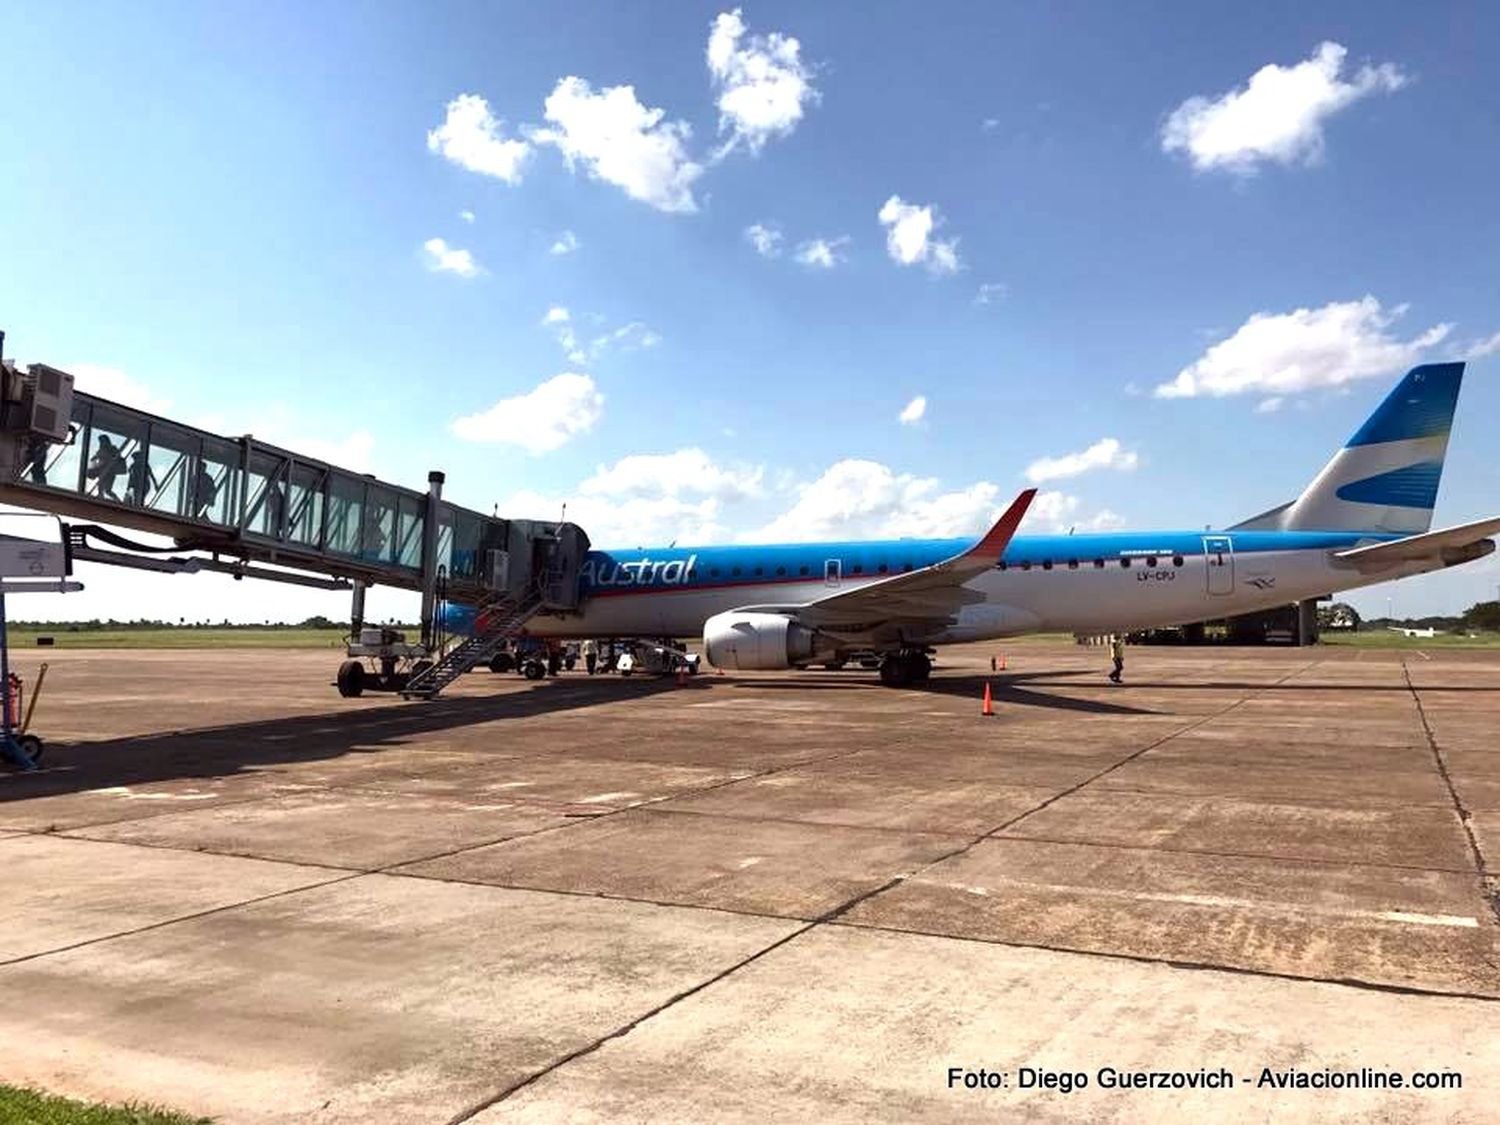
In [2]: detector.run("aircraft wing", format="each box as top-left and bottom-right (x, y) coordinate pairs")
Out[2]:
(1333, 515), (1500, 570)
(735, 489), (1036, 627)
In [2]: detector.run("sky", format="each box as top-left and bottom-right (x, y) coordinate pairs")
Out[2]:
(2, 0), (1498, 623)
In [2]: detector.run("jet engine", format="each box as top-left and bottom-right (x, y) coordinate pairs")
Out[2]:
(703, 611), (836, 670)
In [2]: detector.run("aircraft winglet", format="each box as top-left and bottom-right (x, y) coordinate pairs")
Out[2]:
(960, 488), (1037, 570)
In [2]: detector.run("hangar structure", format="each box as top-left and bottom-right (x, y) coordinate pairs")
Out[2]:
(0, 334), (589, 703)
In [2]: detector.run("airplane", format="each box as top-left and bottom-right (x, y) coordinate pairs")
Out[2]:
(1388, 626), (1438, 638)
(445, 362), (1498, 686)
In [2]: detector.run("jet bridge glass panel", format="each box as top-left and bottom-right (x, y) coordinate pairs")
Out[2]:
(396, 497), (423, 569)
(195, 436), (239, 525)
(326, 474), (365, 557)
(143, 422), (198, 518)
(362, 486), (397, 564)
(243, 449), (288, 537)
(285, 463), (327, 548)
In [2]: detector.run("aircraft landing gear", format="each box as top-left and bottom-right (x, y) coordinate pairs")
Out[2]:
(878, 650), (932, 687)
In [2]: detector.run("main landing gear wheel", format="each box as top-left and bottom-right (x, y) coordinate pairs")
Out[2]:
(336, 660), (366, 698)
(878, 651), (932, 687)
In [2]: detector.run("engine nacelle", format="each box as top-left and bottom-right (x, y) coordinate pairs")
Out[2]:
(703, 611), (834, 670)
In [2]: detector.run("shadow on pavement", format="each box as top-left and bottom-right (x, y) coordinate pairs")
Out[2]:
(0, 674), (693, 800)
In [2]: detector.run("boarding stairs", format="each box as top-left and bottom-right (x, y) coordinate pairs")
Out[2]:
(400, 590), (542, 699)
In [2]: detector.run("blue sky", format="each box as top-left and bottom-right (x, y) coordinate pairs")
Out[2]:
(3, 0), (1497, 622)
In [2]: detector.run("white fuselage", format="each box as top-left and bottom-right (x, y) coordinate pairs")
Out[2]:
(528, 541), (1434, 644)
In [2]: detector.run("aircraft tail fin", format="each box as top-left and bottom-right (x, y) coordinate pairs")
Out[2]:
(1229, 363), (1465, 535)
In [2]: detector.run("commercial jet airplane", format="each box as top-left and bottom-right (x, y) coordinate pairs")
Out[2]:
(451, 362), (1498, 686)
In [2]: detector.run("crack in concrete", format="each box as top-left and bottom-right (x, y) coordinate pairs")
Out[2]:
(447, 659), (1326, 1118)
(1403, 661), (1500, 927)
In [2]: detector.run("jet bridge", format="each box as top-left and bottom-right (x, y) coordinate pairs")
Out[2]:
(0, 334), (590, 698)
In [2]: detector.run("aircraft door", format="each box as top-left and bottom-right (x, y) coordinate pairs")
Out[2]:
(824, 558), (841, 587)
(1203, 536), (1233, 596)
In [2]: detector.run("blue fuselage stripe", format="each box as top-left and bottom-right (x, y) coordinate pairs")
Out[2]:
(576, 530), (1391, 597)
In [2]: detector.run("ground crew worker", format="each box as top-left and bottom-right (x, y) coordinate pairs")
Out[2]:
(1109, 633), (1125, 684)
(582, 638), (598, 675)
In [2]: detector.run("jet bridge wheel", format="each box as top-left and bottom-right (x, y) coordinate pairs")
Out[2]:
(336, 660), (366, 698)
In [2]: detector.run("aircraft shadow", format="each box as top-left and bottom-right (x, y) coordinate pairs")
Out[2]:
(734, 669), (1158, 716)
(0, 674), (690, 802)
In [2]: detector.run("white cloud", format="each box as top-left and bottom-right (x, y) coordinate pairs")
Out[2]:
(706, 8), (818, 157)
(974, 282), (1007, 305)
(794, 236), (848, 269)
(422, 237), (481, 278)
(1161, 42), (1407, 174)
(898, 396), (927, 425)
(542, 307), (657, 364)
(1025, 491), (1125, 534)
(1155, 296), (1450, 399)
(593, 321), (661, 354)
(877, 195), (961, 274)
(503, 488), (731, 548)
(743, 460), (997, 543)
(1461, 330), (1500, 360)
(549, 230), (579, 256)
(1255, 396), (1285, 414)
(66, 364), (173, 414)
(742, 460), (1124, 543)
(534, 77), (704, 213)
(1024, 438), (1138, 484)
(427, 94), (532, 183)
(579, 448), (763, 500)
(745, 222), (783, 257)
(981, 117), (1000, 133)
(451, 373), (603, 453)
(459, 209), (476, 224)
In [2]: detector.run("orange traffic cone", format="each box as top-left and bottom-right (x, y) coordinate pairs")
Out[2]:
(981, 682), (995, 717)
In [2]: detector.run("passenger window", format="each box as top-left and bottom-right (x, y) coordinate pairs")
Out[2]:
(799, 565), (809, 576)
(852, 564), (864, 575)
(1120, 558), (1131, 568)
(1042, 560), (1053, 571)
(902, 562), (913, 572)
(1146, 555), (1158, 567)
(1021, 561), (1032, 571)
(775, 566), (786, 576)
(711, 567), (721, 577)
(732, 566), (742, 577)
(754, 566), (764, 576)
(1094, 558), (1105, 568)
(1173, 555), (1184, 567)
(877, 563), (889, 574)
(1067, 559), (1078, 569)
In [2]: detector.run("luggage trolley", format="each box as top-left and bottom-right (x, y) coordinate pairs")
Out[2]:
(0, 514), (81, 770)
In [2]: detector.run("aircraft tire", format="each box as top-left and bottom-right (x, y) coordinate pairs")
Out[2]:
(337, 660), (365, 698)
(879, 656), (913, 688)
(523, 660), (546, 681)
